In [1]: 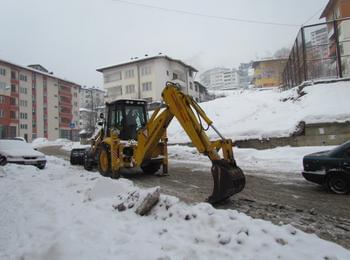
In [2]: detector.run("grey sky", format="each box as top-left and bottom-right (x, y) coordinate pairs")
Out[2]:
(0, 0), (327, 87)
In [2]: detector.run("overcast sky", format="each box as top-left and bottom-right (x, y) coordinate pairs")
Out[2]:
(1, 0), (328, 87)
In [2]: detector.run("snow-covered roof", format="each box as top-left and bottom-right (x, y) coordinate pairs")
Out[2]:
(97, 55), (198, 73)
(0, 58), (81, 86)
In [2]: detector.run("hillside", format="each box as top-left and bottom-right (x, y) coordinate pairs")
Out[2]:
(167, 81), (350, 143)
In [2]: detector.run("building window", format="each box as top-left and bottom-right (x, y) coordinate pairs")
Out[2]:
(195, 85), (198, 92)
(109, 85), (123, 97)
(10, 111), (16, 119)
(20, 112), (28, 119)
(0, 68), (6, 76)
(73, 92), (77, 98)
(104, 71), (122, 83)
(125, 84), (135, 94)
(0, 82), (7, 91)
(189, 82), (193, 90)
(74, 101), (78, 106)
(0, 110), (4, 118)
(19, 74), (27, 81)
(124, 69), (134, 79)
(0, 96), (5, 104)
(173, 73), (178, 80)
(19, 87), (27, 94)
(141, 66), (151, 76)
(11, 84), (16, 92)
(32, 83), (36, 89)
(142, 82), (152, 91)
(11, 71), (16, 80)
(10, 97), (16, 105)
(20, 124), (28, 129)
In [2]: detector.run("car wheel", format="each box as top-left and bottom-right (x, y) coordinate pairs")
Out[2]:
(0, 155), (7, 166)
(37, 163), (46, 170)
(327, 173), (350, 194)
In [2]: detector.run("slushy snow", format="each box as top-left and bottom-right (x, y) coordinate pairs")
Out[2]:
(1, 157), (350, 259)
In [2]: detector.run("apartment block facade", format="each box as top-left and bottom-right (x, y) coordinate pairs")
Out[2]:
(0, 59), (81, 142)
(199, 67), (240, 90)
(97, 55), (199, 103)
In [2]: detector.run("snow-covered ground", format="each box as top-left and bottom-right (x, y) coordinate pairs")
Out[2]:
(1, 156), (349, 260)
(168, 145), (335, 180)
(168, 81), (350, 142)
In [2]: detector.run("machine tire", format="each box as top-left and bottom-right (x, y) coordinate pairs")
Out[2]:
(327, 172), (350, 194)
(0, 155), (7, 166)
(98, 144), (112, 177)
(141, 161), (162, 175)
(83, 152), (94, 171)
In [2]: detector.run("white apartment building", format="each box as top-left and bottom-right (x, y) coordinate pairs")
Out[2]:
(199, 67), (240, 90)
(97, 55), (199, 103)
(0, 59), (81, 142)
(80, 86), (105, 110)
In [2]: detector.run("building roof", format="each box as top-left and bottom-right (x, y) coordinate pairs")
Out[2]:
(320, 0), (336, 18)
(96, 55), (198, 73)
(0, 58), (81, 86)
(252, 58), (288, 68)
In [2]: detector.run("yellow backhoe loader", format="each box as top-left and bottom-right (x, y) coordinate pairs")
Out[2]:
(70, 82), (245, 204)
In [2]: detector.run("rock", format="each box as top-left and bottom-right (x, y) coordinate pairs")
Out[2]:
(113, 203), (126, 212)
(275, 238), (287, 246)
(135, 188), (160, 216)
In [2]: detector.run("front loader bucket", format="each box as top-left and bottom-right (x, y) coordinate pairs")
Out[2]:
(70, 148), (87, 165)
(207, 160), (245, 204)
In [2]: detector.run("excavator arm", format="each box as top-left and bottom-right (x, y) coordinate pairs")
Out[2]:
(134, 82), (245, 203)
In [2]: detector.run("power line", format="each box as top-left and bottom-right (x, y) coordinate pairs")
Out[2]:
(112, 0), (300, 27)
(302, 5), (325, 26)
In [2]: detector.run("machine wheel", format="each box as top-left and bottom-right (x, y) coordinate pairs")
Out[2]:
(0, 155), (7, 166)
(98, 144), (112, 177)
(141, 161), (162, 175)
(327, 173), (350, 194)
(83, 152), (94, 171)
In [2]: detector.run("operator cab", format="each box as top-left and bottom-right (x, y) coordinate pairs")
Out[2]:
(105, 99), (148, 140)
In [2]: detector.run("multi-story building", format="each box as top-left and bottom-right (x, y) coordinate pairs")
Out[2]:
(79, 86), (105, 134)
(237, 62), (253, 88)
(0, 58), (81, 142)
(97, 55), (199, 104)
(194, 81), (214, 102)
(320, 0), (350, 77)
(199, 67), (240, 90)
(80, 86), (105, 110)
(252, 58), (287, 88)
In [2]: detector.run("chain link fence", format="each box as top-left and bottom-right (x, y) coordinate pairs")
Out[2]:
(282, 17), (350, 89)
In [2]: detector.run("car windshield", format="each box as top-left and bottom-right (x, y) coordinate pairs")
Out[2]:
(329, 140), (350, 157)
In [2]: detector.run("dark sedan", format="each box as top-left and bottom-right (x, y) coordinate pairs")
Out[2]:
(302, 140), (350, 194)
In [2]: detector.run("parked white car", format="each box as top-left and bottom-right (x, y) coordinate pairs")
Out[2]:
(0, 140), (46, 169)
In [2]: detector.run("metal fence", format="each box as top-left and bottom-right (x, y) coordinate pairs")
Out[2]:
(282, 17), (350, 89)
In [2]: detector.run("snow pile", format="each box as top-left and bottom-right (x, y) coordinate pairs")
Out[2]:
(31, 138), (89, 151)
(167, 81), (350, 142)
(1, 157), (349, 259)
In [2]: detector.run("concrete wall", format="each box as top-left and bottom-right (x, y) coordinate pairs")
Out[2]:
(234, 121), (350, 150)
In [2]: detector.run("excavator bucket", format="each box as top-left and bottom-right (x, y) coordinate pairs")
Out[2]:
(207, 160), (245, 204)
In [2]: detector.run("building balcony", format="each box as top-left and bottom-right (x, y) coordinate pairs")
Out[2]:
(59, 101), (73, 108)
(59, 91), (72, 98)
(59, 112), (73, 120)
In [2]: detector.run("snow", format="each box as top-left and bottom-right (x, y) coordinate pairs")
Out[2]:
(32, 138), (89, 151)
(0, 140), (45, 157)
(1, 157), (349, 259)
(167, 81), (350, 142)
(168, 145), (335, 180)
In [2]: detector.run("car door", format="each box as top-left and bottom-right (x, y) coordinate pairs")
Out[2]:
(343, 146), (350, 173)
